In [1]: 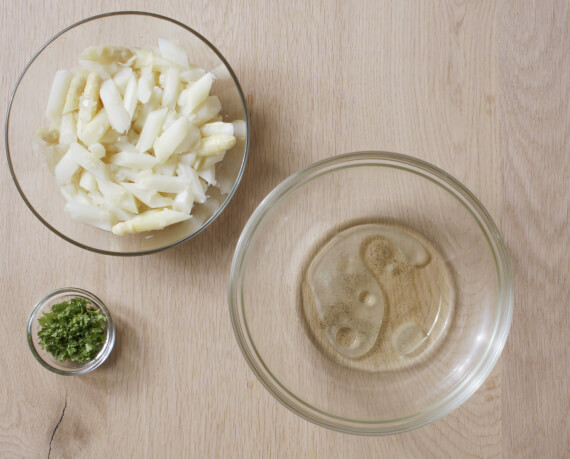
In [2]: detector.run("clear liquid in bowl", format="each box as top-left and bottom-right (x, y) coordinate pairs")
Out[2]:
(302, 223), (455, 371)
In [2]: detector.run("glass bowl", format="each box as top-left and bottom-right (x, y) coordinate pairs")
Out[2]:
(229, 151), (513, 435)
(27, 287), (115, 375)
(6, 11), (249, 255)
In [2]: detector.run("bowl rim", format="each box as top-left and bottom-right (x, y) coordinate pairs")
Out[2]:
(27, 287), (116, 376)
(5, 11), (250, 256)
(228, 151), (513, 435)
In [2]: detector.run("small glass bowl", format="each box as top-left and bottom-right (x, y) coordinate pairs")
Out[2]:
(27, 288), (115, 375)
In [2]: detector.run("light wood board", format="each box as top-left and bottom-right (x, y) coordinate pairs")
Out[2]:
(0, 1), (568, 457)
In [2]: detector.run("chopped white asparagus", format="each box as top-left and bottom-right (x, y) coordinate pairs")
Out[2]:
(63, 71), (87, 114)
(179, 72), (215, 115)
(154, 156), (178, 176)
(136, 107), (168, 153)
(133, 85), (162, 132)
(232, 120), (247, 139)
(59, 113), (77, 144)
(78, 108), (111, 145)
(112, 67), (133, 94)
(198, 134), (236, 156)
(161, 67), (181, 109)
(55, 149), (81, 185)
(198, 166), (217, 186)
(120, 182), (173, 208)
(172, 187), (195, 214)
(111, 165), (139, 183)
(162, 109), (179, 131)
(177, 164), (207, 203)
(199, 152), (226, 170)
(112, 208), (190, 236)
(66, 142), (109, 180)
(123, 75), (138, 118)
(158, 38), (189, 68)
(79, 170), (98, 192)
(77, 72), (102, 131)
(179, 152), (197, 165)
(180, 67), (206, 83)
(80, 46), (133, 64)
(137, 173), (190, 193)
(153, 116), (192, 163)
(200, 121), (234, 137)
(87, 143), (106, 160)
(110, 152), (158, 169)
(65, 201), (114, 231)
(39, 39), (243, 235)
(100, 79), (131, 133)
(137, 67), (154, 103)
(46, 70), (72, 121)
(190, 96), (222, 125)
(95, 176), (138, 213)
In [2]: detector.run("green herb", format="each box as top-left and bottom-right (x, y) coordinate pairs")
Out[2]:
(37, 297), (107, 363)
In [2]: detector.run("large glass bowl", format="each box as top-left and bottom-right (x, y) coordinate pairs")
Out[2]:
(6, 12), (249, 255)
(229, 152), (513, 435)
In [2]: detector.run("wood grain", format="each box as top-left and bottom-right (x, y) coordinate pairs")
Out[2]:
(0, 0), (567, 457)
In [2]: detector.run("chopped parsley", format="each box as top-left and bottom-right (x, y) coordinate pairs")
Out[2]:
(37, 297), (107, 363)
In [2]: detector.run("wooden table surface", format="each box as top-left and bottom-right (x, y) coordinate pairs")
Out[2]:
(1, 1), (568, 457)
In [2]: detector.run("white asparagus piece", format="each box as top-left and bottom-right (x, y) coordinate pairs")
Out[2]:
(95, 176), (138, 213)
(190, 96), (222, 125)
(66, 142), (109, 180)
(153, 116), (192, 163)
(110, 165), (139, 182)
(59, 113), (77, 144)
(77, 72), (102, 131)
(110, 152), (158, 169)
(112, 208), (190, 236)
(137, 173), (190, 193)
(123, 75), (138, 118)
(62, 70), (87, 114)
(198, 166), (216, 186)
(177, 163), (207, 203)
(197, 134), (236, 157)
(158, 38), (189, 68)
(154, 156), (178, 176)
(233, 120), (247, 139)
(136, 107), (168, 153)
(179, 152), (197, 166)
(112, 67), (133, 94)
(180, 67), (206, 83)
(54, 149), (80, 185)
(46, 70), (72, 121)
(60, 184), (90, 204)
(132, 86), (162, 132)
(161, 109), (179, 132)
(79, 170), (98, 193)
(199, 152), (225, 170)
(161, 67), (181, 109)
(200, 121), (234, 137)
(172, 187), (195, 214)
(78, 108), (111, 146)
(80, 46), (133, 64)
(180, 72), (214, 115)
(120, 182), (173, 208)
(100, 78), (131, 133)
(137, 67), (155, 103)
(87, 143), (106, 160)
(65, 201), (114, 231)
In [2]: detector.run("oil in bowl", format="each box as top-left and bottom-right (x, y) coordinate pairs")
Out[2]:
(302, 223), (454, 372)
